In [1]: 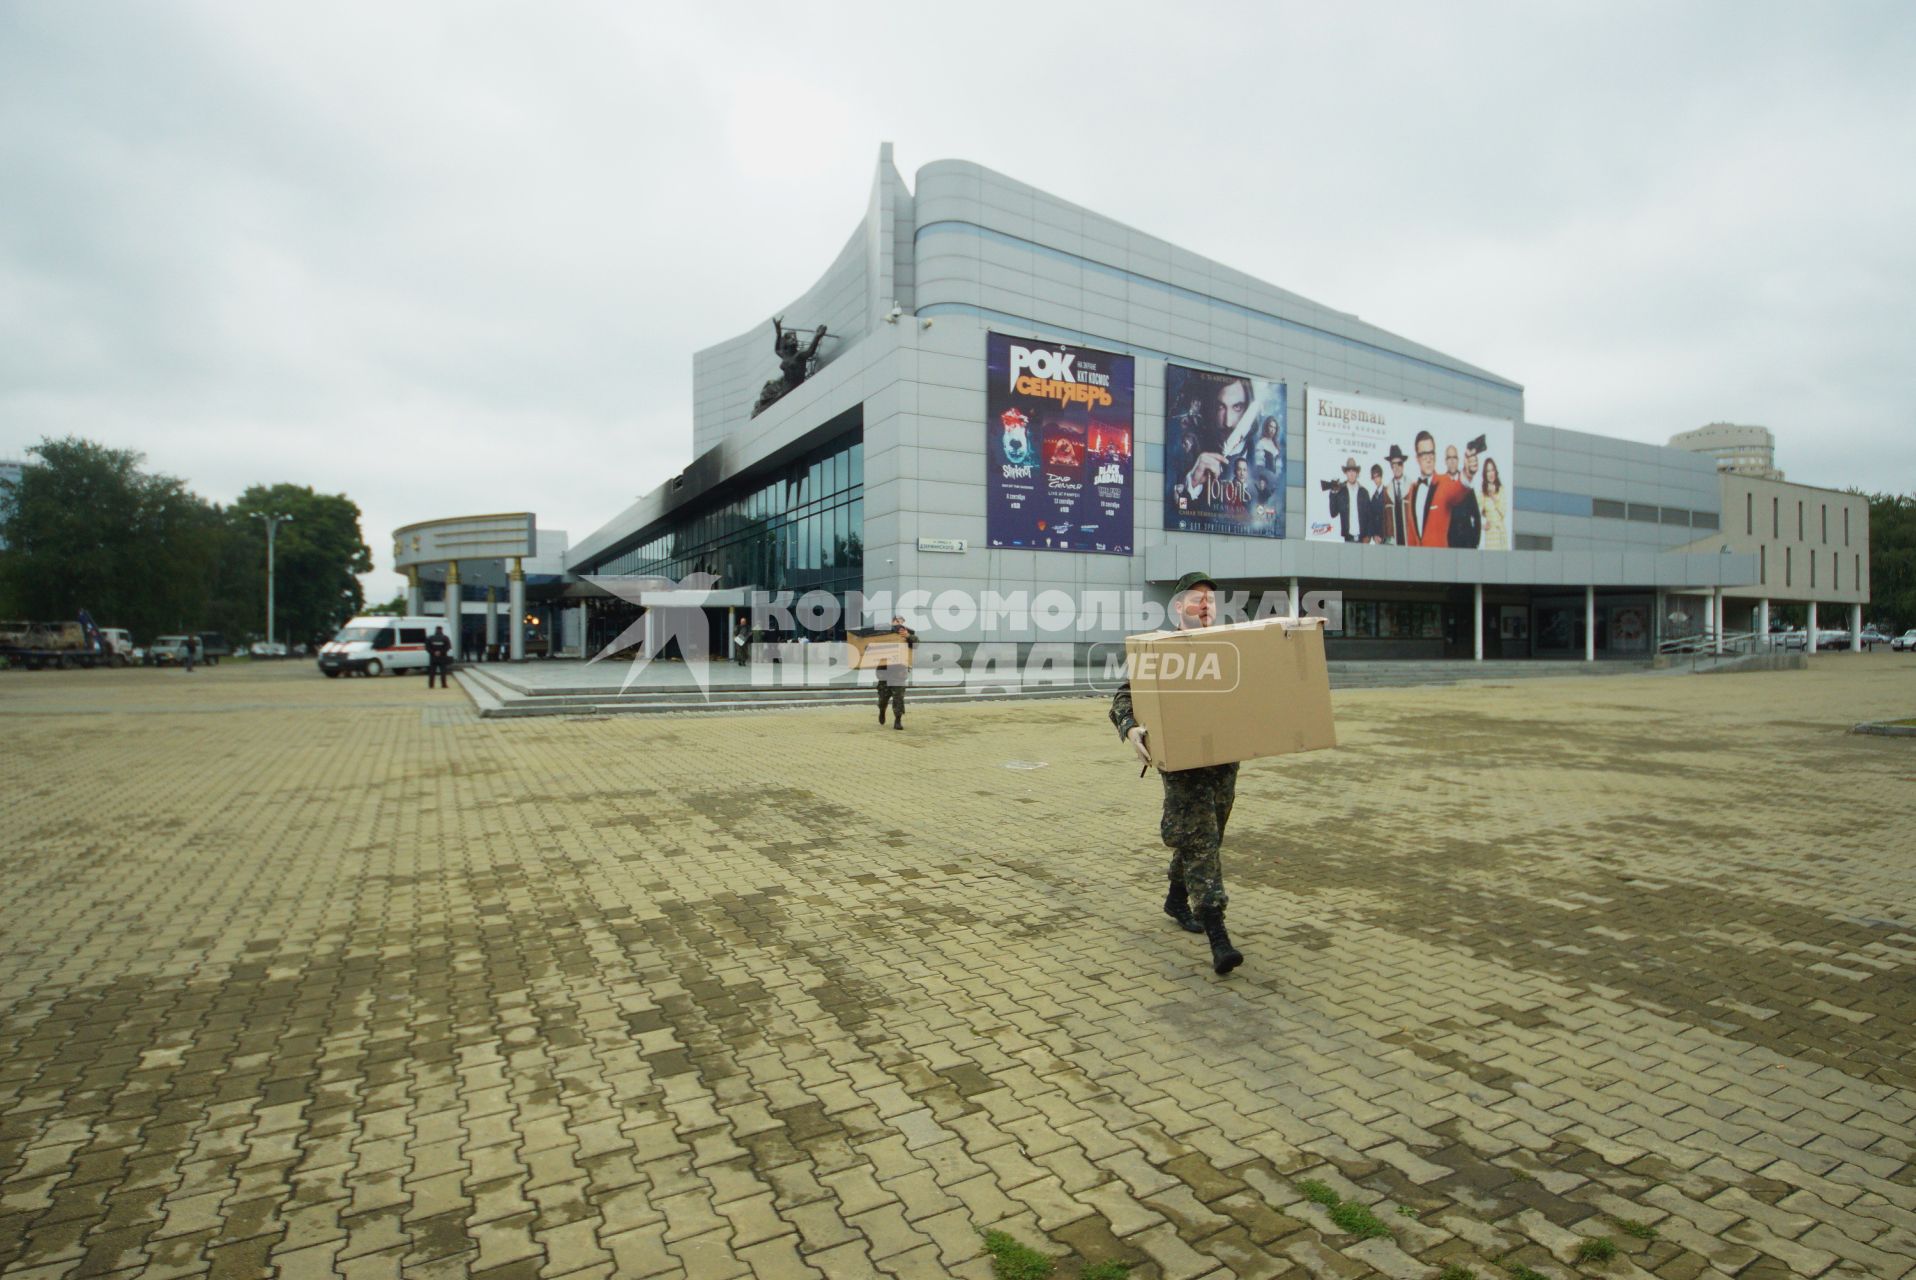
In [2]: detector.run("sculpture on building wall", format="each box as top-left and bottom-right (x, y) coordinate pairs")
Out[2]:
(752, 316), (829, 416)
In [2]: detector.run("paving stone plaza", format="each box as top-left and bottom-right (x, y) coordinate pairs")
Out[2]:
(2, 660), (1912, 1280)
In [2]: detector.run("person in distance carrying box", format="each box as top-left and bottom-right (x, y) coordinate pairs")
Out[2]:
(876, 615), (917, 731)
(1109, 570), (1244, 976)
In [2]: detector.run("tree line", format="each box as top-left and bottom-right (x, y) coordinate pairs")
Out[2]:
(0, 436), (372, 645)
(1863, 490), (1916, 630)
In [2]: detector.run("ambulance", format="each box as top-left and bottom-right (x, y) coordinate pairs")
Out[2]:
(317, 615), (445, 677)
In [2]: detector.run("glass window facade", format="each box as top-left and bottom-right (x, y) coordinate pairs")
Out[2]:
(1334, 601), (1443, 639)
(581, 434), (864, 617)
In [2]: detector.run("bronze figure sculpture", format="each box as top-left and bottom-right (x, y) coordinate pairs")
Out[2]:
(752, 316), (829, 416)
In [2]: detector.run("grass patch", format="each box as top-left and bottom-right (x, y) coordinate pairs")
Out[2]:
(1296, 1178), (1340, 1207)
(1397, 1205), (1420, 1218)
(1505, 1265), (1548, 1280)
(1439, 1267), (1479, 1280)
(1576, 1236), (1618, 1264)
(1080, 1265), (1130, 1280)
(982, 1230), (1054, 1280)
(1292, 1178), (1391, 1240)
(1327, 1201), (1392, 1240)
(1615, 1218), (1658, 1239)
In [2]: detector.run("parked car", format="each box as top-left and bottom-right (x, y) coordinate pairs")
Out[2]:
(1859, 626), (1891, 651)
(1773, 628), (1808, 650)
(249, 641), (289, 658)
(146, 635), (191, 665)
(1814, 629), (1851, 652)
(197, 632), (230, 665)
(1893, 630), (1916, 652)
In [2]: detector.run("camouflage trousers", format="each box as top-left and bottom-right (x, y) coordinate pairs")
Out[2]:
(877, 680), (906, 720)
(1160, 762), (1237, 912)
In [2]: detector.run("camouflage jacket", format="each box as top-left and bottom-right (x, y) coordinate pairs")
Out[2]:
(1109, 681), (1138, 743)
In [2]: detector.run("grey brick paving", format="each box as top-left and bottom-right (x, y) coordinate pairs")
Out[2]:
(1, 656), (1912, 1279)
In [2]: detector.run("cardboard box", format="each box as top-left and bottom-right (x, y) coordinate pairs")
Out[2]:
(847, 629), (913, 670)
(1122, 617), (1334, 771)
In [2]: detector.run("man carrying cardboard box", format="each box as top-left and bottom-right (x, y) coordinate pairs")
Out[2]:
(1109, 570), (1244, 976)
(876, 616), (916, 730)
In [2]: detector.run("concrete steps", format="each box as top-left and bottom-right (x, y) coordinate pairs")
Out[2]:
(455, 658), (1658, 718)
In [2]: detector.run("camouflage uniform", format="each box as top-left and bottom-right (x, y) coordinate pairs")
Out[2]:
(876, 629), (916, 727)
(1110, 682), (1237, 912)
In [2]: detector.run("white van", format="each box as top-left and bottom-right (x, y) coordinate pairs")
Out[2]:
(317, 615), (447, 677)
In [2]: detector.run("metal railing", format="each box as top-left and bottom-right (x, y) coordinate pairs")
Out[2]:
(1656, 628), (1793, 669)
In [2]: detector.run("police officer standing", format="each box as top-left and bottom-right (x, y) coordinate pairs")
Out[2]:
(1109, 571), (1243, 976)
(424, 625), (453, 689)
(876, 615), (916, 731)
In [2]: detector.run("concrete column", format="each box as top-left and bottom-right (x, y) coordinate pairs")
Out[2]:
(1850, 603), (1863, 653)
(1473, 583), (1484, 662)
(571, 602), (587, 658)
(1712, 588), (1725, 654)
(1759, 598), (1770, 644)
(1807, 600), (1818, 653)
(1288, 577), (1301, 619)
(444, 562), (460, 652)
(1653, 588), (1665, 650)
(1584, 585), (1596, 662)
(405, 566), (422, 618)
(484, 586), (498, 659)
(508, 558), (525, 662)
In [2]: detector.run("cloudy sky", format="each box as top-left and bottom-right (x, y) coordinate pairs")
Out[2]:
(3, 2), (1912, 602)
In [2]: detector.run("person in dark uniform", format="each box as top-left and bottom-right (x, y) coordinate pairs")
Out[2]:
(1109, 570), (1244, 975)
(876, 615), (916, 730)
(182, 633), (198, 673)
(733, 617), (752, 666)
(425, 625), (453, 689)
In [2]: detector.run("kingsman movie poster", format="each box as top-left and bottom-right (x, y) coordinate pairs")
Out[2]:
(1304, 387), (1516, 550)
(1164, 365), (1286, 537)
(985, 333), (1135, 555)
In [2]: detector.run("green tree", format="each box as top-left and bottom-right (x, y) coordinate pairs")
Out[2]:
(0, 437), (221, 638)
(1863, 490), (1916, 629)
(225, 484), (373, 647)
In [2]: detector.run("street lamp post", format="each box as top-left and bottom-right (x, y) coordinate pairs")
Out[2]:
(252, 512), (294, 649)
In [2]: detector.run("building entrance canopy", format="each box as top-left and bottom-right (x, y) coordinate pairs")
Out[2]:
(393, 513), (540, 661)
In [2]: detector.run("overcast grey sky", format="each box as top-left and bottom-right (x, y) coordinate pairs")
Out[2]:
(3, 1), (1912, 603)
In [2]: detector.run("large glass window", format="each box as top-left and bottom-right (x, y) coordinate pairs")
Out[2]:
(577, 433), (865, 609)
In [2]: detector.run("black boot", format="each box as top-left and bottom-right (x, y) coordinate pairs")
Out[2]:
(1162, 878), (1203, 933)
(1200, 906), (1242, 975)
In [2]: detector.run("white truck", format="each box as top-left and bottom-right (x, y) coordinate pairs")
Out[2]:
(317, 615), (444, 677)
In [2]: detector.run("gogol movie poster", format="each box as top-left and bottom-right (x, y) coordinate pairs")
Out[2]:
(1163, 364), (1286, 538)
(1304, 387), (1516, 550)
(985, 333), (1134, 555)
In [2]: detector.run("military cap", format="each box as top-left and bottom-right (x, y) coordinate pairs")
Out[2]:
(1172, 570), (1218, 595)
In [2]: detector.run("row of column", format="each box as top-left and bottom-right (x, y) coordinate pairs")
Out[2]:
(404, 560), (527, 660)
(1703, 592), (1862, 652)
(1283, 579), (1870, 665)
